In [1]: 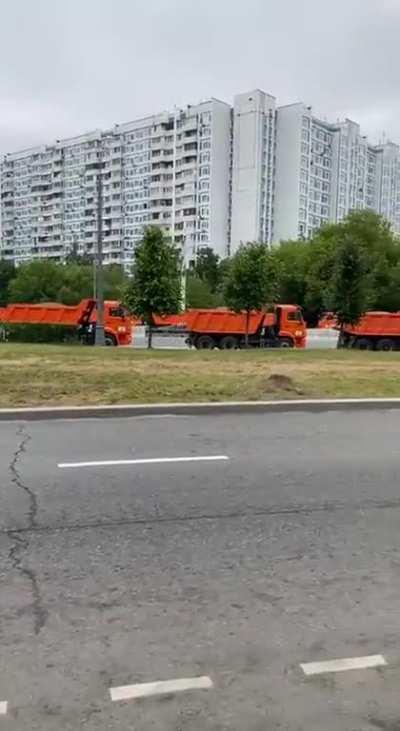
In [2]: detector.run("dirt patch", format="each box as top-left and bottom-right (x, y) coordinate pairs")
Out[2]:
(266, 373), (304, 395)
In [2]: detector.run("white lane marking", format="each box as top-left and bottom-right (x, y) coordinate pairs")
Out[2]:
(58, 455), (229, 469)
(110, 675), (213, 701)
(0, 702), (7, 716)
(300, 654), (387, 676)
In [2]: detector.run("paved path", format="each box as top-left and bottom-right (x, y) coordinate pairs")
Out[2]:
(1, 409), (399, 729)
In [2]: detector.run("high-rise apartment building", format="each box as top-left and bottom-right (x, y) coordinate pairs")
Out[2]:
(2, 88), (400, 265)
(230, 90), (276, 247)
(272, 102), (337, 242)
(0, 98), (231, 267)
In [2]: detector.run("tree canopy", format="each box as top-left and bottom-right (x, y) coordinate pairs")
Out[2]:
(272, 209), (400, 324)
(0, 260), (16, 306)
(326, 233), (370, 327)
(224, 242), (280, 346)
(123, 226), (182, 347)
(6, 260), (127, 306)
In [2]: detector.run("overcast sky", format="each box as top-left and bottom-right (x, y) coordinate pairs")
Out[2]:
(1, 0), (399, 154)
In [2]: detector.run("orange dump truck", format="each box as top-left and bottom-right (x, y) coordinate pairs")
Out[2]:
(0, 298), (132, 346)
(338, 311), (400, 351)
(174, 304), (306, 349)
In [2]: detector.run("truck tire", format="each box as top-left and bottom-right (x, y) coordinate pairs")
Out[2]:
(220, 335), (238, 350)
(195, 335), (215, 350)
(376, 338), (395, 351)
(353, 337), (373, 350)
(105, 333), (117, 346)
(279, 337), (294, 348)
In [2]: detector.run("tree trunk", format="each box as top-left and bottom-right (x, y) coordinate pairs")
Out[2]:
(147, 317), (153, 349)
(245, 310), (250, 349)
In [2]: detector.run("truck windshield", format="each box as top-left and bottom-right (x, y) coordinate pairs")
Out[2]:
(108, 306), (126, 318)
(287, 310), (303, 322)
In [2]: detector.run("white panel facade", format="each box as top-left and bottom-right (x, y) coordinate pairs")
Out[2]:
(230, 90), (276, 252)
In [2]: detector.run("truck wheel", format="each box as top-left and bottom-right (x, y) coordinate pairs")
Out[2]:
(195, 335), (215, 350)
(279, 337), (294, 348)
(105, 333), (117, 346)
(377, 338), (395, 351)
(353, 337), (372, 350)
(220, 335), (238, 350)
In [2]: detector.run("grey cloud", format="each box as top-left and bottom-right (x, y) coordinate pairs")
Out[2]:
(1, 0), (399, 153)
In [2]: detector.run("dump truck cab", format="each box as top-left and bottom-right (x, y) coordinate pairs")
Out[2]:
(83, 301), (132, 346)
(273, 304), (307, 348)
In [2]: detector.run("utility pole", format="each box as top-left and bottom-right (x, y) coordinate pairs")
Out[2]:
(95, 170), (106, 345)
(181, 234), (187, 312)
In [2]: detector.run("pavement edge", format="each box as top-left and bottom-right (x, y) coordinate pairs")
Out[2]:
(2, 398), (400, 421)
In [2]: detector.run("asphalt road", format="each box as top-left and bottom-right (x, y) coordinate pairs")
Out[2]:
(132, 327), (339, 349)
(1, 409), (400, 729)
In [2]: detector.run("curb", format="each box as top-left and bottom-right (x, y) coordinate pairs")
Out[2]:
(1, 398), (400, 421)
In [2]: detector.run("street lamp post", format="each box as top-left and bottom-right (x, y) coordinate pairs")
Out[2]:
(95, 171), (106, 346)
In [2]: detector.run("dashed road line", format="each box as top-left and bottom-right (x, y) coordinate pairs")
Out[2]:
(58, 455), (229, 469)
(0, 702), (8, 716)
(110, 675), (213, 702)
(300, 654), (387, 676)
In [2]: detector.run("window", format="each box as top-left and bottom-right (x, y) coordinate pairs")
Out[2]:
(287, 310), (302, 321)
(109, 306), (126, 318)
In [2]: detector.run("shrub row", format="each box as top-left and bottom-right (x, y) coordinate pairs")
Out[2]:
(0, 323), (80, 344)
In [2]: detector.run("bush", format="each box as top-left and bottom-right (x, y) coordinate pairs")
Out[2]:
(0, 323), (80, 344)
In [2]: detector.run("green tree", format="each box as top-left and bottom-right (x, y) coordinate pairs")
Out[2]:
(103, 264), (128, 300)
(186, 273), (223, 308)
(326, 234), (369, 329)
(123, 226), (181, 348)
(0, 259), (16, 306)
(374, 260), (400, 312)
(304, 210), (400, 322)
(8, 261), (65, 303)
(194, 247), (220, 292)
(58, 264), (93, 305)
(224, 242), (279, 347)
(271, 239), (310, 309)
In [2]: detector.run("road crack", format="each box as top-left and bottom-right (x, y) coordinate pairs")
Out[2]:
(9, 424), (37, 527)
(7, 424), (47, 635)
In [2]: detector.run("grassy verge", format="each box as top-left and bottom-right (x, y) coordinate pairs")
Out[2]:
(1, 343), (400, 408)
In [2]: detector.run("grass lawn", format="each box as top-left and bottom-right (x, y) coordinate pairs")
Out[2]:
(1, 343), (400, 408)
